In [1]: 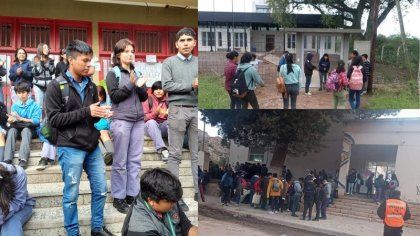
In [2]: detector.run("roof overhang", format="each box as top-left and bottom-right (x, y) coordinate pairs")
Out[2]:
(74, 0), (197, 9)
(285, 28), (364, 34)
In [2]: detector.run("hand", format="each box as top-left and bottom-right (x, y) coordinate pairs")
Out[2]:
(89, 102), (113, 118)
(192, 78), (198, 89)
(11, 112), (22, 121)
(16, 67), (23, 75)
(154, 103), (162, 115)
(136, 75), (148, 88)
(7, 114), (15, 123)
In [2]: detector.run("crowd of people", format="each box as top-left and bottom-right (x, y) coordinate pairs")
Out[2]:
(0, 27), (199, 236)
(223, 50), (371, 109)
(204, 162), (339, 221)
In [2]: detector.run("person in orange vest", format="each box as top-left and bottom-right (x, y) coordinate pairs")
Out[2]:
(377, 190), (411, 236)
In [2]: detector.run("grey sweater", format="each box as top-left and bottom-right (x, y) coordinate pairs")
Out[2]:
(161, 55), (198, 106)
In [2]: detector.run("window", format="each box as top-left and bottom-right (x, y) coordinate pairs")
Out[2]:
(169, 31), (178, 54)
(218, 32), (222, 47)
(201, 32), (215, 47)
(136, 31), (162, 53)
(325, 36), (332, 50)
(249, 147), (265, 163)
(312, 36), (316, 49)
(256, 5), (269, 13)
(286, 33), (296, 49)
(0, 23), (12, 47)
(304, 35), (307, 49)
(101, 29), (129, 52)
(235, 32), (245, 47)
(20, 24), (50, 48)
(59, 26), (88, 49)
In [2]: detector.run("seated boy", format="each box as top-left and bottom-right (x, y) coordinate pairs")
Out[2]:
(2, 82), (41, 169)
(142, 81), (169, 162)
(122, 168), (198, 236)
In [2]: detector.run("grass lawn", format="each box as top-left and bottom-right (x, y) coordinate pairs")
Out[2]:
(199, 73), (230, 109)
(366, 80), (420, 109)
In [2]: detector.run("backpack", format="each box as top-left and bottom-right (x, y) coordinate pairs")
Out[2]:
(113, 66), (142, 83)
(230, 67), (251, 98)
(146, 96), (168, 110)
(326, 70), (340, 92)
(348, 66), (363, 90)
(287, 182), (295, 196)
(272, 179), (280, 192)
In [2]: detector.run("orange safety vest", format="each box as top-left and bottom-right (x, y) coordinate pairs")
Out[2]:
(384, 199), (407, 228)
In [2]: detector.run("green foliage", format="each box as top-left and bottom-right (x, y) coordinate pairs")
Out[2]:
(201, 110), (399, 156)
(198, 74), (230, 109)
(367, 80), (420, 109)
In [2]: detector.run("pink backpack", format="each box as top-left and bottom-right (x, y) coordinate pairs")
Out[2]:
(348, 66), (363, 90)
(326, 70), (340, 92)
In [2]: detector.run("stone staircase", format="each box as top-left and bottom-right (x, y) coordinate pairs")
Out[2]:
(328, 194), (420, 229)
(11, 138), (197, 236)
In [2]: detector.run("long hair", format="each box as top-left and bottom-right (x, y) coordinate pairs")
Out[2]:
(285, 53), (294, 75)
(336, 60), (346, 73)
(14, 48), (27, 63)
(0, 164), (17, 217)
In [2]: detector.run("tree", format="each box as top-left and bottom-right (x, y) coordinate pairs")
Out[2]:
(266, 0), (417, 39)
(201, 110), (398, 168)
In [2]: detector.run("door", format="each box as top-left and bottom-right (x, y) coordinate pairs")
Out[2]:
(266, 35), (275, 52)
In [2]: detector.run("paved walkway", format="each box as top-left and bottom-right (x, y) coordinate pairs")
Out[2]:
(200, 195), (420, 236)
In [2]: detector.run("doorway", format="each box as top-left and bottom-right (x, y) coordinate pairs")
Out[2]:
(266, 35), (275, 52)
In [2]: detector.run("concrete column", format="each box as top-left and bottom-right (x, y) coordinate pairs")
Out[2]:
(337, 133), (354, 196)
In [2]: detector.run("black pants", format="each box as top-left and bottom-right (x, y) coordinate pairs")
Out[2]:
(314, 201), (321, 219)
(222, 186), (231, 204)
(384, 225), (403, 236)
(302, 198), (314, 219)
(241, 90), (259, 109)
(366, 186), (373, 198)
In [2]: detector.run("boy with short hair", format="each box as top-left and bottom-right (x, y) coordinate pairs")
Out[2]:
(3, 82), (41, 169)
(122, 168), (198, 236)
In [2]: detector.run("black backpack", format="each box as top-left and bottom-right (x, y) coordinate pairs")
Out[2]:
(230, 67), (251, 98)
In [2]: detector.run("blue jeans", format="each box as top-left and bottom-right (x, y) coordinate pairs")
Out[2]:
(33, 85), (45, 109)
(321, 198), (331, 218)
(283, 83), (299, 109)
(305, 75), (312, 93)
(348, 183), (355, 194)
(0, 86), (4, 103)
(57, 146), (107, 236)
(0, 204), (33, 236)
(291, 194), (301, 215)
(349, 90), (361, 109)
(319, 72), (327, 88)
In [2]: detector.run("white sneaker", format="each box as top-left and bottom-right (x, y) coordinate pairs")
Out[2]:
(269, 211), (274, 214)
(305, 92), (312, 96)
(161, 149), (169, 162)
(274, 211), (279, 214)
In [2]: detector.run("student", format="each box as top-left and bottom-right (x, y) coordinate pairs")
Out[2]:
(142, 81), (169, 162)
(304, 52), (316, 96)
(0, 162), (36, 236)
(106, 38), (148, 214)
(277, 51), (289, 72)
(312, 182), (324, 221)
(302, 177), (315, 220)
(33, 43), (55, 109)
(330, 60), (349, 109)
(320, 179), (332, 220)
(361, 54), (371, 95)
(0, 59), (6, 103)
(366, 173), (374, 199)
(9, 48), (33, 104)
(347, 56), (365, 109)
(236, 52), (265, 109)
(55, 48), (68, 78)
(122, 168), (198, 236)
(162, 27), (199, 211)
(45, 40), (113, 236)
(318, 53), (330, 91)
(2, 82), (41, 169)
(250, 53), (262, 71)
(291, 178), (303, 217)
(279, 53), (301, 109)
(267, 173), (282, 214)
(224, 51), (241, 109)
(95, 85), (114, 165)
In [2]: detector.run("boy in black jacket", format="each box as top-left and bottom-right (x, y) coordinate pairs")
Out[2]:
(304, 52), (316, 96)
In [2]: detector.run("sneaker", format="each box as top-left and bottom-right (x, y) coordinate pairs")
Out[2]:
(113, 198), (129, 214)
(161, 149), (169, 162)
(91, 226), (115, 236)
(125, 195), (135, 205)
(18, 159), (27, 169)
(312, 218), (319, 221)
(274, 210), (279, 214)
(305, 92), (312, 96)
(36, 157), (49, 171)
(291, 214), (298, 217)
(178, 199), (189, 212)
(269, 211), (274, 214)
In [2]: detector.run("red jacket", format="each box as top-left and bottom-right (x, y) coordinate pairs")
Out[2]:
(142, 94), (168, 123)
(224, 60), (238, 91)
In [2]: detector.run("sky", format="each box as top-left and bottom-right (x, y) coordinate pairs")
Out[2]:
(198, 110), (420, 138)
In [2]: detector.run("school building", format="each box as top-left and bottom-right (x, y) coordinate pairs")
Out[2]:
(227, 117), (420, 204)
(0, 0), (197, 85)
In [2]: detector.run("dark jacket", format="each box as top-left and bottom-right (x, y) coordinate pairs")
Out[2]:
(55, 61), (68, 78)
(45, 73), (100, 151)
(304, 53), (316, 76)
(318, 58), (330, 73)
(106, 66), (148, 122)
(9, 60), (33, 86)
(33, 58), (55, 85)
(123, 199), (193, 236)
(303, 181), (316, 200)
(0, 64), (6, 77)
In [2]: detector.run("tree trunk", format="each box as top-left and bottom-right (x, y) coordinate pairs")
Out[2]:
(396, 0), (412, 79)
(269, 143), (289, 173)
(368, 0), (380, 94)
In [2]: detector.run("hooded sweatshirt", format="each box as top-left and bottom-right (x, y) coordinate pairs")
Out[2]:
(304, 53), (316, 76)
(11, 97), (41, 126)
(9, 60), (33, 86)
(236, 63), (264, 90)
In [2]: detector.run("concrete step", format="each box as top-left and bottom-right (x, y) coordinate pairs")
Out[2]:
(24, 160), (193, 184)
(23, 201), (198, 236)
(12, 147), (191, 167)
(28, 175), (195, 208)
(16, 136), (157, 152)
